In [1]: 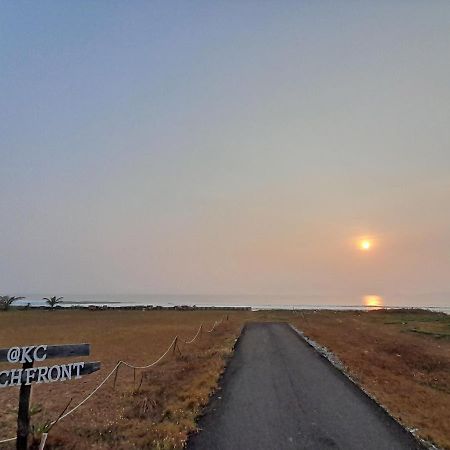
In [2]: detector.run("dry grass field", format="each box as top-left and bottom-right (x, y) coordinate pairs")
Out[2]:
(276, 309), (449, 449)
(1, 308), (449, 449)
(0, 309), (244, 449)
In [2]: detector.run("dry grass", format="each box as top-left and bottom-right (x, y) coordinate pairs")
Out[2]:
(279, 309), (450, 449)
(0, 310), (243, 449)
(2, 308), (448, 449)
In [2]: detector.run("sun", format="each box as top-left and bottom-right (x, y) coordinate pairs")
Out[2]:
(359, 239), (372, 251)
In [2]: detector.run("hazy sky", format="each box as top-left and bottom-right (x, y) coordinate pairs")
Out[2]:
(1, 2), (449, 305)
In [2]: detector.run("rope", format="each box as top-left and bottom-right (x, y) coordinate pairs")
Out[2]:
(206, 317), (223, 333)
(119, 336), (178, 369)
(56, 361), (122, 422)
(0, 316), (227, 443)
(183, 323), (203, 344)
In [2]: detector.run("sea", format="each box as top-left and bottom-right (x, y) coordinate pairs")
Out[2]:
(10, 293), (450, 314)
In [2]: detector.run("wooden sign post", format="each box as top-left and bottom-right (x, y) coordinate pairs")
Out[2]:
(0, 344), (101, 450)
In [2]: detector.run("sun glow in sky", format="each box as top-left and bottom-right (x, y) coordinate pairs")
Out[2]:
(359, 239), (373, 251)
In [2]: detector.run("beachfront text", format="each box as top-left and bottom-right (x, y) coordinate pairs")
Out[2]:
(0, 362), (85, 387)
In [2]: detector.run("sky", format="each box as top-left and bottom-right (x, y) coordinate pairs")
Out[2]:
(1, 1), (449, 306)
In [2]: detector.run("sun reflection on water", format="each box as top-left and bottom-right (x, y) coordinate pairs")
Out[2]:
(363, 295), (384, 309)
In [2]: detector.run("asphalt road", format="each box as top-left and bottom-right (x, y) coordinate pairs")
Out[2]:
(188, 322), (424, 450)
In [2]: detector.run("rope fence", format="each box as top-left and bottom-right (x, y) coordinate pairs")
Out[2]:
(0, 315), (228, 446)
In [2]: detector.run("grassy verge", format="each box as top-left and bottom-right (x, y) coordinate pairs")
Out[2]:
(0, 310), (243, 449)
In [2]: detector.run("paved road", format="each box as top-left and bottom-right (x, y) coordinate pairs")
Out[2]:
(188, 322), (423, 450)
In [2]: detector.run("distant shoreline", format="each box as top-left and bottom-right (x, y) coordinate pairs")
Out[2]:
(6, 303), (450, 314)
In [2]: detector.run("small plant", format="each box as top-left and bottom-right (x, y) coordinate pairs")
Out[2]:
(31, 421), (51, 443)
(30, 400), (72, 445)
(29, 404), (43, 416)
(29, 404), (51, 443)
(0, 295), (25, 311)
(43, 296), (64, 308)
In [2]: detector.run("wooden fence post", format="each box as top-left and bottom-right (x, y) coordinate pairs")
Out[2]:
(113, 363), (120, 389)
(172, 337), (178, 355)
(17, 361), (33, 450)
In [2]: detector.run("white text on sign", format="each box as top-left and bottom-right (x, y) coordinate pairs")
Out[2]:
(7, 345), (48, 363)
(0, 362), (85, 387)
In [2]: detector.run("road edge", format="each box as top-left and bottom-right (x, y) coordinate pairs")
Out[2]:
(288, 323), (439, 450)
(185, 323), (248, 447)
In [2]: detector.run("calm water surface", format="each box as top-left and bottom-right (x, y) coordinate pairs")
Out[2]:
(12, 293), (450, 313)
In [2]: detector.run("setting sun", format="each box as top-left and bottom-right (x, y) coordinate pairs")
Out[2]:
(359, 239), (372, 251)
(363, 295), (384, 308)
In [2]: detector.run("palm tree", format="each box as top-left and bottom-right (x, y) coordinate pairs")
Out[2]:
(0, 295), (25, 311)
(43, 296), (64, 308)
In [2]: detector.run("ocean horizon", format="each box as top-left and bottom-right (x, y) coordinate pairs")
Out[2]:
(11, 293), (450, 313)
